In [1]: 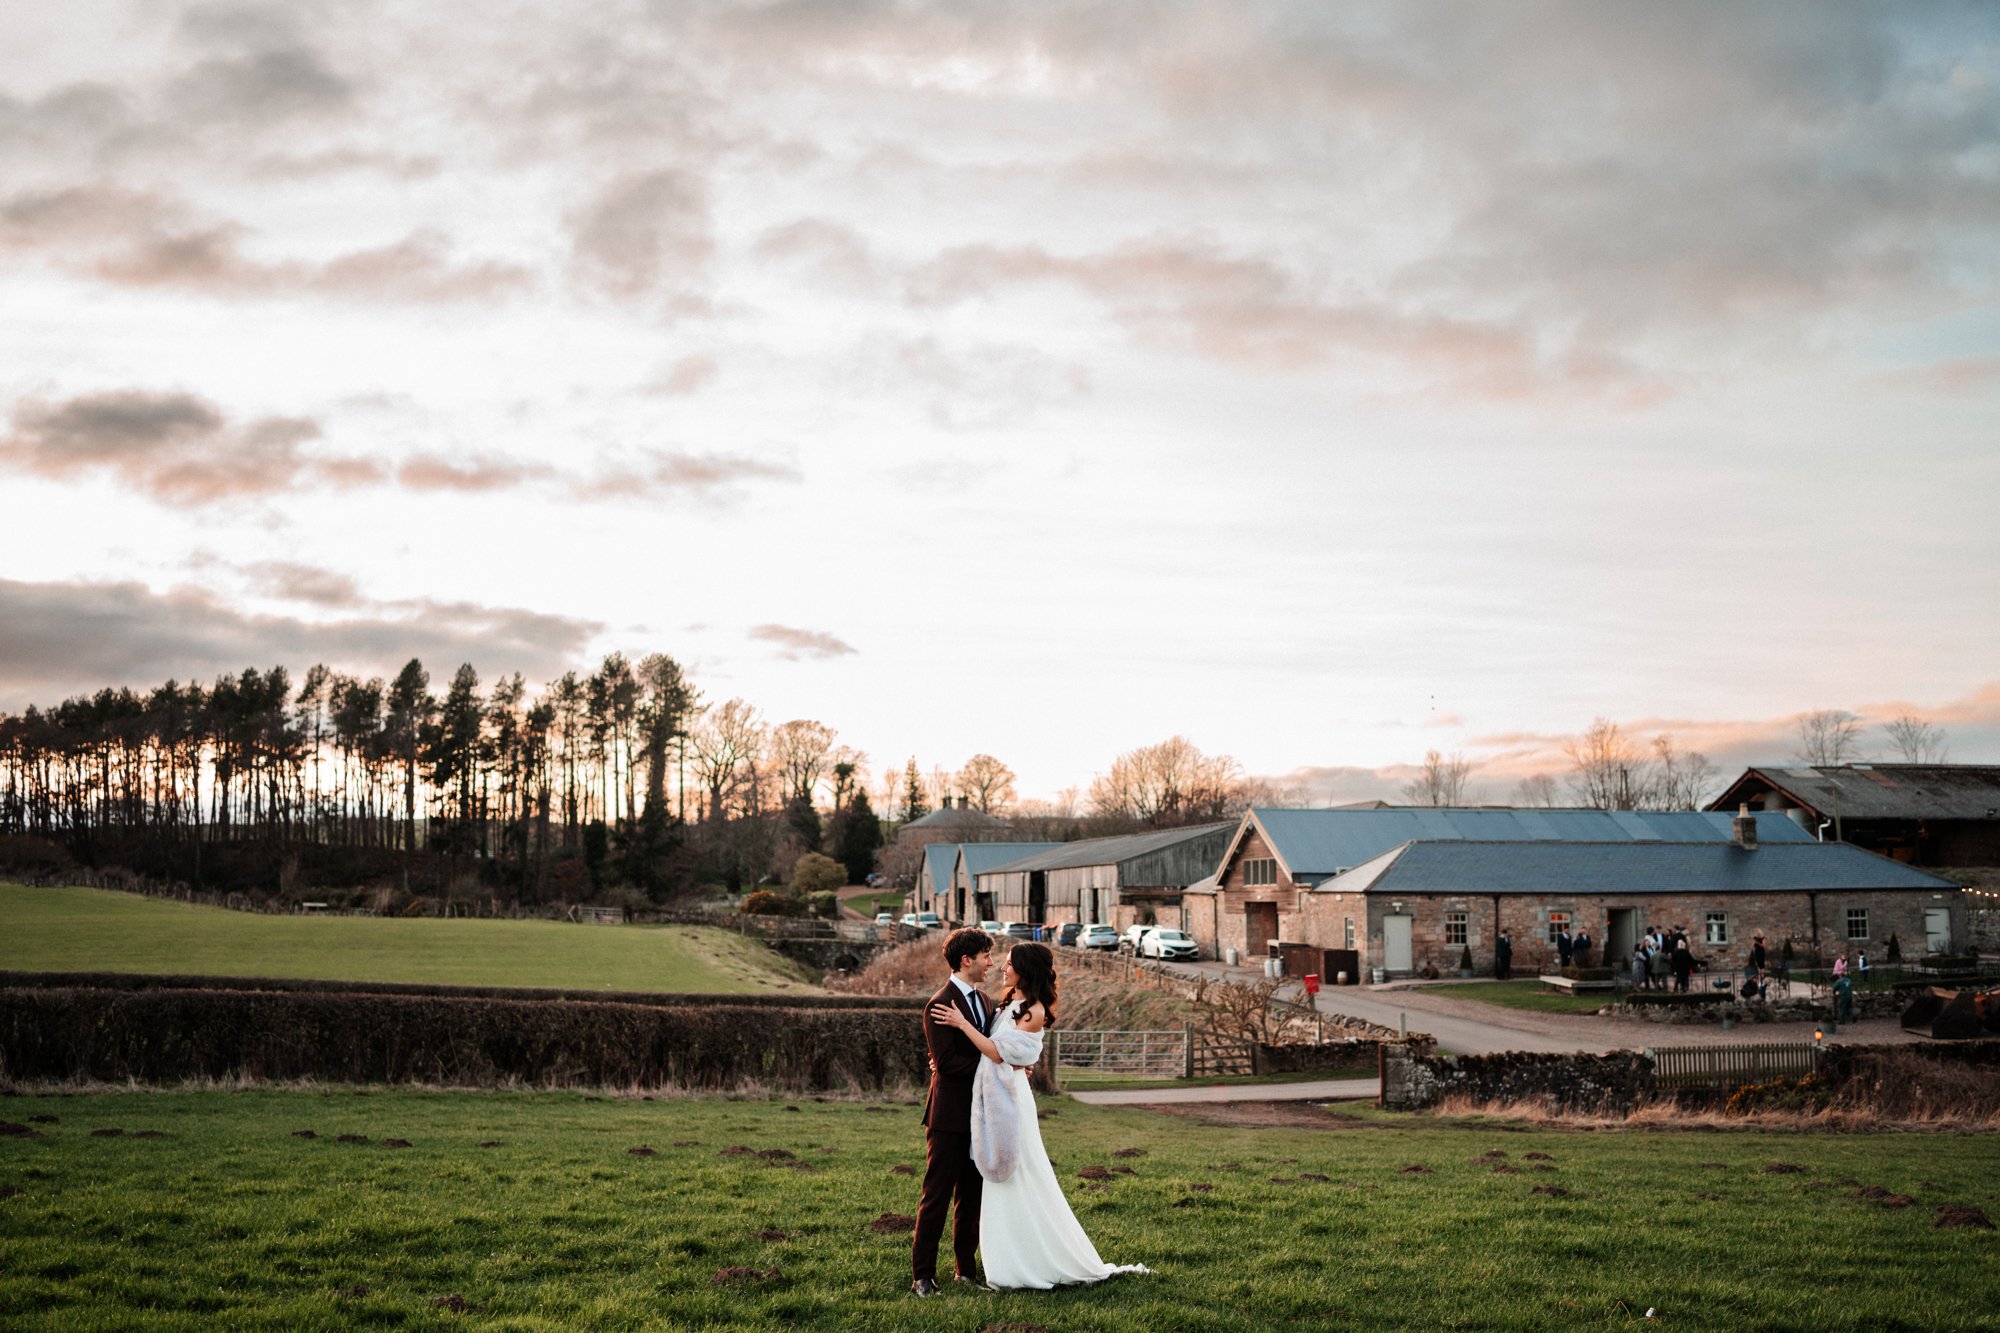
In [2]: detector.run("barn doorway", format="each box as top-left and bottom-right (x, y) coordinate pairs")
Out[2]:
(1244, 902), (1279, 956)
(1028, 871), (1046, 925)
(1383, 914), (1413, 973)
(1607, 908), (1637, 965)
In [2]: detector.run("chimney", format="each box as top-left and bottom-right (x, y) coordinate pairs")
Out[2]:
(1732, 803), (1758, 850)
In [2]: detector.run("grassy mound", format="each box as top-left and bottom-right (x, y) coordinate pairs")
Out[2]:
(0, 884), (817, 994)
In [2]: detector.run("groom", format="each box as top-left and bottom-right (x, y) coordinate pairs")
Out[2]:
(910, 926), (994, 1297)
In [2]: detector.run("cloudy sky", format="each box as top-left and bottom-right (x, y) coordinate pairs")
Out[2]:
(3, 0), (1997, 802)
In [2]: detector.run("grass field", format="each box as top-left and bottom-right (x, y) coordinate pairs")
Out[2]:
(1434, 980), (1616, 1015)
(0, 884), (818, 993)
(3, 1089), (1996, 1330)
(843, 891), (906, 920)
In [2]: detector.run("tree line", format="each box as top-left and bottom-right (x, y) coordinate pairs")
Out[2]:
(0, 653), (888, 904)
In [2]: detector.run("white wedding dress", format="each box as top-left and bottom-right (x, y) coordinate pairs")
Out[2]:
(975, 1005), (1149, 1290)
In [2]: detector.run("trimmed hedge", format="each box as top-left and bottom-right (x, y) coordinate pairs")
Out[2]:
(0, 970), (920, 1010)
(0, 986), (927, 1091)
(1623, 990), (1730, 1006)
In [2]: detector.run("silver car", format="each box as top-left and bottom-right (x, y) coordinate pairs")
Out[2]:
(1138, 927), (1198, 961)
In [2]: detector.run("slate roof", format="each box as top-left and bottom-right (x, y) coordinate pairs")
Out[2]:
(1709, 765), (2000, 822)
(980, 822), (1236, 874)
(1238, 807), (1815, 883)
(1325, 840), (1958, 896)
(902, 804), (1011, 831)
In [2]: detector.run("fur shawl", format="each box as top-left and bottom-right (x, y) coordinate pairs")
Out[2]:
(970, 1026), (1044, 1182)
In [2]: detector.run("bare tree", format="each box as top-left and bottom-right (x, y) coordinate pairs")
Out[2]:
(1088, 736), (1244, 825)
(1512, 773), (1561, 808)
(769, 719), (836, 805)
(1563, 718), (1651, 810)
(687, 698), (764, 821)
(1650, 734), (1718, 810)
(1399, 749), (1475, 806)
(875, 764), (904, 822)
(1792, 709), (1863, 766)
(1882, 714), (1949, 763)
(956, 753), (1018, 813)
(926, 763), (955, 810)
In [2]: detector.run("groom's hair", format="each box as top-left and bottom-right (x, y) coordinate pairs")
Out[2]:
(943, 927), (993, 971)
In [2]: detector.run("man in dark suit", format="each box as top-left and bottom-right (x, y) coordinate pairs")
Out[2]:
(911, 927), (994, 1296)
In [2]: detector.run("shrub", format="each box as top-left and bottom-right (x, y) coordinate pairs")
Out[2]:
(790, 853), (846, 897)
(806, 890), (839, 919)
(0, 985), (927, 1091)
(741, 889), (805, 916)
(1623, 990), (1729, 1006)
(1725, 1076), (1830, 1115)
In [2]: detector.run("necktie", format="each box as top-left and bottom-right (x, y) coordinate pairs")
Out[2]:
(970, 991), (984, 1031)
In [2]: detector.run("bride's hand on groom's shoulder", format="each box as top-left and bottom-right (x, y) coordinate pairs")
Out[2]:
(927, 1002), (964, 1030)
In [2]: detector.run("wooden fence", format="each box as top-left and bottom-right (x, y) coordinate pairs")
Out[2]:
(1647, 1041), (1821, 1090)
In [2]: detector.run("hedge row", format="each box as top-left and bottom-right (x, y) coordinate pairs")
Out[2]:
(0, 970), (920, 1010)
(0, 986), (927, 1091)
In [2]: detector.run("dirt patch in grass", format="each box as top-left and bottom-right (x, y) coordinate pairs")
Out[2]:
(381, 1138), (410, 1148)
(1761, 1163), (1807, 1174)
(753, 1228), (790, 1242)
(1112, 1147), (1147, 1158)
(1935, 1205), (1993, 1230)
(478, 1140), (502, 1148)
(628, 1146), (656, 1157)
(1853, 1186), (1915, 1208)
(756, 1148), (795, 1160)
(90, 1127), (124, 1137)
(1531, 1185), (1571, 1197)
(291, 1129), (316, 1139)
(713, 1267), (779, 1285)
(0, 1184), (23, 1200)
(1077, 1166), (1111, 1180)
(868, 1212), (915, 1233)
(336, 1134), (368, 1144)
(431, 1293), (483, 1312)
(890, 1163), (915, 1175)
(28, 1115), (56, 1125)
(0, 1122), (42, 1138)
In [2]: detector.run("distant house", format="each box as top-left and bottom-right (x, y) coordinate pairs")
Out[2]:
(1305, 833), (1960, 980)
(974, 823), (1234, 930)
(1191, 806), (1818, 964)
(1707, 764), (2000, 868)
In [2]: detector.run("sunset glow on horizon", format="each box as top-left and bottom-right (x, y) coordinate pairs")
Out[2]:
(3, 1), (1997, 803)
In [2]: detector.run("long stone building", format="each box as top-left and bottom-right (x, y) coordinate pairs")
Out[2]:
(975, 823), (1234, 930)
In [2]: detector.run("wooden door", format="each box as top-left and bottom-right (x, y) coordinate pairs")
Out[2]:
(1384, 915), (1414, 973)
(1245, 902), (1279, 956)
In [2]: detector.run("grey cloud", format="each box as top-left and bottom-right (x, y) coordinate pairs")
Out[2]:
(396, 454), (555, 493)
(892, 335), (1091, 429)
(0, 577), (601, 709)
(569, 449), (802, 501)
(0, 389), (363, 505)
(166, 47), (355, 127)
(0, 182), (532, 303)
(567, 169), (714, 306)
(244, 561), (365, 608)
(747, 624), (858, 661)
(753, 217), (884, 290)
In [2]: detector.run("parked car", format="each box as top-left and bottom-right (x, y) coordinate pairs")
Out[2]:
(1077, 924), (1119, 951)
(899, 912), (943, 930)
(1138, 927), (1199, 961)
(1118, 924), (1153, 954)
(873, 912), (897, 926)
(864, 873), (885, 888)
(992, 921), (1034, 940)
(978, 919), (1007, 934)
(1054, 922), (1082, 947)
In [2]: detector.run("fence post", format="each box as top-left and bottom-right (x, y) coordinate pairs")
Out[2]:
(1184, 1023), (1194, 1079)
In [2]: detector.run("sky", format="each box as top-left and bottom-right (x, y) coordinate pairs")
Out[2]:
(2, 0), (1998, 804)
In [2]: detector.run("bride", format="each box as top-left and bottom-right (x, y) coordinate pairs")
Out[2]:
(927, 942), (1148, 1290)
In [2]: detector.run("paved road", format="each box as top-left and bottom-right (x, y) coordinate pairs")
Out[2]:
(1068, 1077), (1379, 1106)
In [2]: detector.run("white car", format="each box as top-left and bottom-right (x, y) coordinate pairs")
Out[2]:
(978, 919), (1007, 935)
(898, 912), (943, 930)
(1118, 924), (1153, 954)
(873, 912), (897, 926)
(1138, 927), (1199, 961)
(1076, 924), (1119, 951)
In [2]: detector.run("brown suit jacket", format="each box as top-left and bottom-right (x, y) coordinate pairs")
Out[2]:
(920, 979), (988, 1133)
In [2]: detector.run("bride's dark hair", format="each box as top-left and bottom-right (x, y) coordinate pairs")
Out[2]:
(1003, 942), (1058, 1028)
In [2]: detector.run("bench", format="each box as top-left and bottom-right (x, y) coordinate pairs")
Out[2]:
(1537, 974), (1618, 994)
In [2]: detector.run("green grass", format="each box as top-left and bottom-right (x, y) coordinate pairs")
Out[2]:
(1433, 980), (1614, 1015)
(0, 884), (818, 994)
(2, 1089), (1996, 1330)
(845, 891), (906, 919)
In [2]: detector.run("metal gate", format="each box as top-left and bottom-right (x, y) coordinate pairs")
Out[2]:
(1648, 1041), (1821, 1090)
(1051, 1029), (1187, 1078)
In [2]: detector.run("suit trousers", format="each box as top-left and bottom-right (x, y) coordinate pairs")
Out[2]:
(911, 1127), (982, 1281)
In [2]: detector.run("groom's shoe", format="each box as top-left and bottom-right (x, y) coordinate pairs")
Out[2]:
(910, 1278), (942, 1298)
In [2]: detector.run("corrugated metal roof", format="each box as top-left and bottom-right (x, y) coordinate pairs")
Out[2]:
(979, 822), (1235, 874)
(1714, 765), (2000, 821)
(1251, 807), (1813, 878)
(920, 844), (958, 890)
(955, 842), (1065, 876)
(1330, 840), (1957, 895)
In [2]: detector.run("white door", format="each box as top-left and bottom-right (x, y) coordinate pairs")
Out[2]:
(1383, 915), (1413, 973)
(1924, 908), (1952, 954)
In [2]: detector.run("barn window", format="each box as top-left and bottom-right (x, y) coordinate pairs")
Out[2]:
(1344, 917), (1356, 949)
(1243, 858), (1278, 886)
(1705, 912), (1728, 945)
(1545, 911), (1570, 944)
(1846, 908), (1869, 941)
(1445, 911), (1468, 946)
